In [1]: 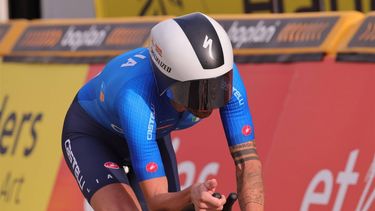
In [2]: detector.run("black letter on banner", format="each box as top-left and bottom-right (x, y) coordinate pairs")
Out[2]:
(24, 113), (43, 157)
(243, 0), (284, 13)
(11, 113), (32, 156)
(140, 0), (152, 16)
(0, 109), (16, 155)
(0, 96), (10, 154)
(295, 0), (323, 12)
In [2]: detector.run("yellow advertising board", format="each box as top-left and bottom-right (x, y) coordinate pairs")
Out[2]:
(0, 63), (87, 211)
(4, 18), (165, 64)
(0, 21), (27, 56)
(337, 12), (375, 61)
(3, 12), (364, 63)
(93, 0), (375, 17)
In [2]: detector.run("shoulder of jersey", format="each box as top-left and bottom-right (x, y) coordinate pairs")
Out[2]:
(117, 48), (150, 68)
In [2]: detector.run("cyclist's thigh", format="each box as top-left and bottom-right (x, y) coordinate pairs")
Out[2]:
(62, 135), (131, 203)
(61, 97), (139, 209)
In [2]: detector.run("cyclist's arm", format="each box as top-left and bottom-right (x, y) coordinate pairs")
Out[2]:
(140, 177), (191, 210)
(118, 90), (225, 210)
(230, 141), (264, 211)
(139, 177), (226, 211)
(220, 65), (264, 210)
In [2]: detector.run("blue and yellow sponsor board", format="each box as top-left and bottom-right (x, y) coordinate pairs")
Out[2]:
(0, 21), (27, 56)
(3, 12), (364, 63)
(337, 12), (375, 61)
(214, 12), (363, 62)
(4, 18), (165, 64)
(93, 0), (375, 17)
(0, 63), (88, 211)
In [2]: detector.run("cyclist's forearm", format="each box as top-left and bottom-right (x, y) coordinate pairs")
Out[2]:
(147, 188), (192, 211)
(230, 141), (264, 211)
(236, 159), (264, 211)
(140, 178), (192, 211)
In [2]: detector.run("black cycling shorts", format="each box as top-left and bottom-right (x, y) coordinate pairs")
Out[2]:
(61, 97), (180, 210)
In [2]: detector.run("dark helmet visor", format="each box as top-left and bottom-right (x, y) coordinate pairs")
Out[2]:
(166, 70), (233, 110)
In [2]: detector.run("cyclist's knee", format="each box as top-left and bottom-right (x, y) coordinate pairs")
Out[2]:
(90, 183), (142, 211)
(93, 202), (140, 211)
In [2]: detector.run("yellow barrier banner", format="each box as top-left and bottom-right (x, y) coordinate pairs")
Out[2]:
(0, 63), (87, 211)
(214, 11), (364, 62)
(337, 12), (375, 62)
(0, 21), (27, 56)
(4, 18), (166, 63)
(4, 12), (364, 63)
(93, 0), (375, 17)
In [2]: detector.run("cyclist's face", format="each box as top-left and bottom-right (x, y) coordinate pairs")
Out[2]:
(170, 100), (212, 118)
(189, 109), (213, 118)
(170, 100), (186, 112)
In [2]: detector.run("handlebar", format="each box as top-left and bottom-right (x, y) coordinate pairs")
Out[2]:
(182, 192), (238, 211)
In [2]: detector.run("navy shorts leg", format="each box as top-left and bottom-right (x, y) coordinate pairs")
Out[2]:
(62, 98), (131, 203)
(62, 97), (181, 210)
(62, 135), (130, 202)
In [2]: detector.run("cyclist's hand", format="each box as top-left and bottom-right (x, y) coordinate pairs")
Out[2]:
(191, 179), (226, 211)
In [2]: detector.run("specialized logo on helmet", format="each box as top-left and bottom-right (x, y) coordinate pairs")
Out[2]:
(202, 35), (214, 59)
(104, 162), (120, 169)
(155, 43), (163, 57)
(242, 125), (252, 136)
(146, 162), (158, 173)
(151, 40), (172, 73)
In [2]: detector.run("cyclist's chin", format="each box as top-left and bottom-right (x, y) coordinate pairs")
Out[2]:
(190, 109), (213, 118)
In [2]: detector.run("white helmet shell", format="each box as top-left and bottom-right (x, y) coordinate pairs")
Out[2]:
(149, 13), (234, 110)
(149, 12), (233, 88)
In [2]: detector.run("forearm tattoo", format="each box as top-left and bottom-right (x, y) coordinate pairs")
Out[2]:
(230, 141), (259, 165)
(231, 141), (264, 208)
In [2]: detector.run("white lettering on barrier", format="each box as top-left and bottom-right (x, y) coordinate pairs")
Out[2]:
(178, 161), (196, 190)
(61, 26), (109, 51)
(227, 20), (280, 48)
(333, 150), (360, 211)
(198, 163), (220, 183)
(300, 169), (334, 210)
(356, 155), (375, 211)
(301, 149), (374, 211)
(173, 137), (220, 190)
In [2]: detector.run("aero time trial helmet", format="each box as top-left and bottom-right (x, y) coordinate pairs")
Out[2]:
(149, 12), (233, 111)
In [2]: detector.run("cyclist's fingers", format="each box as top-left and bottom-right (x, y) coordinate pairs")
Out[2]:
(195, 203), (224, 211)
(196, 203), (224, 211)
(200, 193), (226, 208)
(195, 200), (224, 210)
(203, 179), (218, 191)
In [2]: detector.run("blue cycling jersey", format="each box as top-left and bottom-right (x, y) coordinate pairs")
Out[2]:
(77, 47), (255, 181)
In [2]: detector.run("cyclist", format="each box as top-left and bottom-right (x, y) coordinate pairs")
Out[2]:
(62, 12), (264, 211)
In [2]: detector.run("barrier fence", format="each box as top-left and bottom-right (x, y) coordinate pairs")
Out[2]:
(0, 12), (374, 211)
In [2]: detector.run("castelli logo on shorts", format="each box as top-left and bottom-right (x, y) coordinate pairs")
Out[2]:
(146, 162), (158, 173)
(104, 162), (120, 169)
(242, 125), (252, 136)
